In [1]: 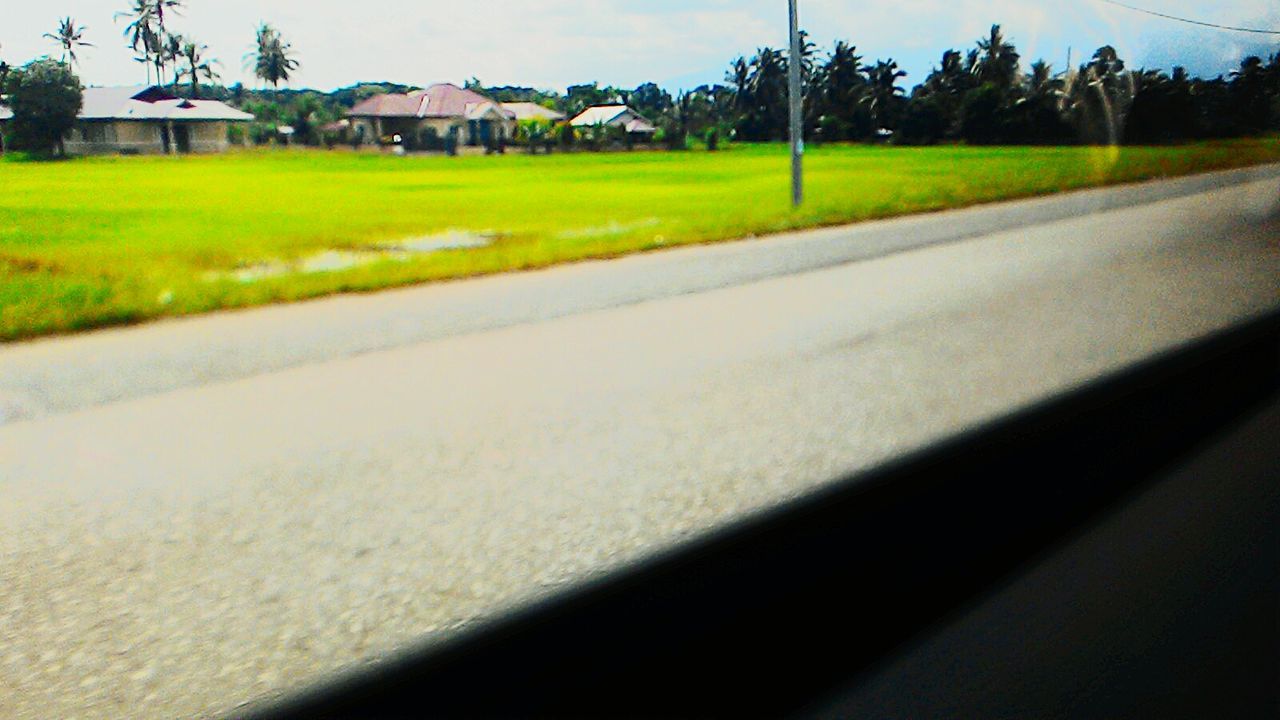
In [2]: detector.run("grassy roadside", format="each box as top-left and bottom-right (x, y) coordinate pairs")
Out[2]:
(2, 139), (1279, 343)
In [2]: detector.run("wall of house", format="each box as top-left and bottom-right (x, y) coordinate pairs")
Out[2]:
(347, 117), (514, 146)
(187, 122), (230, 153)
(349, 118), (377, 144)
(63, 121), (237, 155)
(64, 121), (161, 155)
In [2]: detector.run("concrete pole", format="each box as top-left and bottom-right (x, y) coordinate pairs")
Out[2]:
(788, 0), (804, 207)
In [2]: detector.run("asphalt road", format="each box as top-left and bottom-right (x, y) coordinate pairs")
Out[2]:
(2, 168), (1279, 719)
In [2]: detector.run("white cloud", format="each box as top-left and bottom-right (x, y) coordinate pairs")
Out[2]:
(2, 0), (1273, 90)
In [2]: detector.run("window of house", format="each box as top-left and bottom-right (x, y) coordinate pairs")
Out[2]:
(80, 124), (108, 143)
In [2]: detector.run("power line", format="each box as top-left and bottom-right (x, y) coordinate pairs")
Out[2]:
(1094, 0), (1280, 35)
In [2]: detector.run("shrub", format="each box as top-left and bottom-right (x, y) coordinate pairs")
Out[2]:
(606, 123), (629, 150)
(3, 59), (82, 157)
(558, 122), (575, 149)
(516, 118), (554, 153)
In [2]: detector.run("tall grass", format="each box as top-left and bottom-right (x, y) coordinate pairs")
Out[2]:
(2, 139), (1278, 342)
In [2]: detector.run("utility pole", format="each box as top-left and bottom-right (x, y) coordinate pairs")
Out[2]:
(788, 0), (804, 207)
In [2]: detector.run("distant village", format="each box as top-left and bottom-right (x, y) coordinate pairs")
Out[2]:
(2, 1), (1278, 158)
(0, 81), (659, 156)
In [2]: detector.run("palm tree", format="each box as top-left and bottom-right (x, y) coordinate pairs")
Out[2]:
(155, 0), (183, 84)
(176, 37), (220, 98)
(0, 44), (11, 89)
(730, 47), (789, 140)
(44, 17), (95, 67)
(1026, 61), (1064, 103)
(914, 49), (976, 139)
(816, 41), (866, 137)
(161, 32), (184, 87)
(862, 59), (908, 132)
(974, 24), (1020, 89)
(249, 23), (300, 90)
(727, 56), (751, 114)
(1067, 46), (1133, 145)
(116, 0), (184, 84)
(1229, 56), (1271, 133)
(117, 0), (159, 83)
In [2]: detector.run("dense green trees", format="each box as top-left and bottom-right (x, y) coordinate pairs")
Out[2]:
(2, 59), (83, 156)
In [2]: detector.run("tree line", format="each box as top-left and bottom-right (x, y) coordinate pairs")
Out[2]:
(4, 13), (1279, 153)
(284, 25), (1280, 149)
(724, 25), (1280, 146)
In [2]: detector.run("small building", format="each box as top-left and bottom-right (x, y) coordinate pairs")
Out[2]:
(0, 86), (253, 155)
(569, 105), (657, 137)
(503, 102), (566, 123)
(347, 84), (516, 148)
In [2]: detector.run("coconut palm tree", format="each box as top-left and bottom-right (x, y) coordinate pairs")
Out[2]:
(815, 41), (867, 137)
(973, 24), (1021, 90)
(1026, 61), (1064, 102)
(862, 59), (908, 132)
(44, 17), (94, 67)
(161, 32), (184, 87)
(116, 0), (184, 84)
(176, 37), (219, 98)
(1067, 46), (1134, 145)
(117, 0), (159, 83)
(727, 56), (751, 114)
(729, 47), (788, 140)
(249, 23), (300, 90)
(0, 44), (11, 89)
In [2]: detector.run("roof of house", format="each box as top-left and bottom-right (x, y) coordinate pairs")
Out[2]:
(503, 102), (566, 122)
(624, 117), (657, 134)
(348, 84), (515, 121)
(79, 86), (254, 122)
(570, 105), (654, 132)
(570, 105), (629, 127)
(0, 86), (252, 123)
(346, 92), (422, 118)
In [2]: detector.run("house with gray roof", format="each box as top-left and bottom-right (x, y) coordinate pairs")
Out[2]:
(0, 86), (253, 155)
(569, 105), (657, 137)
(503, 102), (566, 123)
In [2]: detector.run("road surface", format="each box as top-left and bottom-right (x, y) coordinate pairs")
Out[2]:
(2, 167), (1279, 718)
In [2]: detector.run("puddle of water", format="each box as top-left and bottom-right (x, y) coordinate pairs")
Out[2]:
(209, 230), (496, 283)
(391, 231), (494, 253)
(557, 218), (661, 240)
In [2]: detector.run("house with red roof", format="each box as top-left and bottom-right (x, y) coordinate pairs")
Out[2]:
(346, 83), (516, 149)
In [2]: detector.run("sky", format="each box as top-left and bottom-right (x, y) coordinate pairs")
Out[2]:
(4, 0), (1277, 92)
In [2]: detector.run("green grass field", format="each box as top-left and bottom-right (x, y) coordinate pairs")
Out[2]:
(3, 139), (1279, 342)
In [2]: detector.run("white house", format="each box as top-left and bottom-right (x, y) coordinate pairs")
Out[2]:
(569, 105), (657, 136)
(0, 86), (253, 155)
(503, 102), (566, 123)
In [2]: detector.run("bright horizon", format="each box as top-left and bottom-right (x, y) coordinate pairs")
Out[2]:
(3, 1), (1277, 93)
